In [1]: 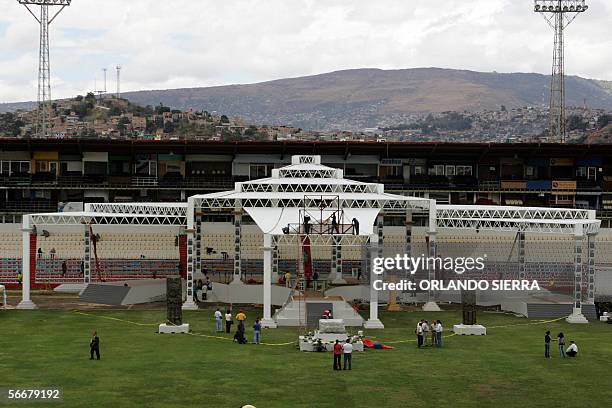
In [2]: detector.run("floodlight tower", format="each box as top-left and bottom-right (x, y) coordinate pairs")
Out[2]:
(116, 65), (121, 98)
(18, 0), (72, 138)
(534, 0), (588, 143)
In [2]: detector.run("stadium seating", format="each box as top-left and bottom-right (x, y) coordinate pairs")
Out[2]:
(0, 227), (611, 288)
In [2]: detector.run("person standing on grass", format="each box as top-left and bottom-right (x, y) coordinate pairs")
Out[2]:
(333, 340), (342, 370)
(416, 321), (424, 348)
(89, 331), (100, 360)
(557, 332), (566, 358)
(225, 310), (233, 333)
(236, 309), (247, 331)
(436, 320), (444, 347)
(544, 331), (551, 358)
(422, 320), (430, 346)
(252, 319), (262, 344)
(342, 340), (353, 370)
(214, 308), (223, 332)
(566, 341), (578, 357)
(431, 321), (437, 346)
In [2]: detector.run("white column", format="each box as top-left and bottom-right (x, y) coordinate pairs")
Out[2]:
(83, 226), (92, 284)
(261, 233), (277, 328)
(423, 200), (441, 311)
(332, 235), (346, 284)
(182, 198), (198, 310)
(586, 233), (596, 304)
(364, 232), (384, 329)
(566, 224), (588, 323)
(195, 214), (202, 279)
(517, 232), (526, 280)
(17, 215), (36, 309)
(230, 210), (243, 285)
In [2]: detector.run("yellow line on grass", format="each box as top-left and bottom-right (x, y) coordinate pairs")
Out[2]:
(73, 310), (158, 326)
(380, 316), (566, 344)
(73, 310), (295, 346)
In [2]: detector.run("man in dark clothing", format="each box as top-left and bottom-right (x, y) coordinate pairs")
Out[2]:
(352, 218), (360, 235)
(544, 330), (551, 358)
(90, 331), (100, 360)
(61, 261), (67, 277)
(233, 324), (247, 344)
(303, 216), (311, 234)
(331, 213), (339, 234)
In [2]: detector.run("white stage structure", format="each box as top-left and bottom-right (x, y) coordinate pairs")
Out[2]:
(17, 156), (601, 326)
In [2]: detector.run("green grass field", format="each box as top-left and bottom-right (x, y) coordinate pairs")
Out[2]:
(1, 308), (611, 408)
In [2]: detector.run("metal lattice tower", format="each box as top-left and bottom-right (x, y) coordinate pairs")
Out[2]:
(116, 65), (121, 98)
(18, 0), (71, 138)
(534, 1), (588, 143)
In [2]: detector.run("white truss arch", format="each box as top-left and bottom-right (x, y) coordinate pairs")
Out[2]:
(18, 155), (601, 325)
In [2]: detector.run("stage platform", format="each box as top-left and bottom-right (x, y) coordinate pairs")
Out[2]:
(501, 294), (597, 320)
(80, 279), (166, 306)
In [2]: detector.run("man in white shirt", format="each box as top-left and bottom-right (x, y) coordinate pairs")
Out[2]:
(342, 340), (353, 370)
(416, 321), (424, 348)
(434, 320), (443, 347)
(224, 310), (233, 333)
(214, 309), (223, 332)
(566, 341), (578, 357)
(422, 320), (430, 346)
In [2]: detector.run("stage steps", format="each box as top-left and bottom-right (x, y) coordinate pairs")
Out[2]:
(274, 296), (364, 327)
(80, 284), (130, 305)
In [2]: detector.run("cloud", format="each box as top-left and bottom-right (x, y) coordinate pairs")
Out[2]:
(0, 0), (610, 103)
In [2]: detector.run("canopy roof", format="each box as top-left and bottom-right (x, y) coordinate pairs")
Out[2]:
(22, 156), (601, 236)
(190, 155), (431, 214)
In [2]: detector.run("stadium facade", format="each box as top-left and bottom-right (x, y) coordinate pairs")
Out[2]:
(1, 140), (611, 224)
(1, 140), (611, 317)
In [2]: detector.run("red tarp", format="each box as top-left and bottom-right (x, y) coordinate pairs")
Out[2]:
(362, 338), (395, 349)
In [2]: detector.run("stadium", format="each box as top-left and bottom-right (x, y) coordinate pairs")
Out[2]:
(2, 140), (612, 407)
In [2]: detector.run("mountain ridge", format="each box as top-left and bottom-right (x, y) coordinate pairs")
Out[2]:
(3, 68), (612, 130)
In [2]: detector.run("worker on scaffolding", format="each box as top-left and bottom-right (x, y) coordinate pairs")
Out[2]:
(331, 213), (339, 234)
(303, 216), (311, 234)
(352, 218), (359, 235)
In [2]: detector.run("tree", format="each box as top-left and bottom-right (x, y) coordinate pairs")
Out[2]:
(567, 115), (587, 131)
(155, 104), (171, 114)
(596, 114), (611, 129)
(0, 112), (24, 137)
(244, 125), (258, 137)
(118, 117), (131, 134)
(220, 115), (230, 124)
(108, 106), (122, 117)
(163, 121), (175, 134)
(222, 129), (241, 141)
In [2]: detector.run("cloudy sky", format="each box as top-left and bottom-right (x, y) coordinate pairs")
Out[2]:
(1, 0), (610, 102)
